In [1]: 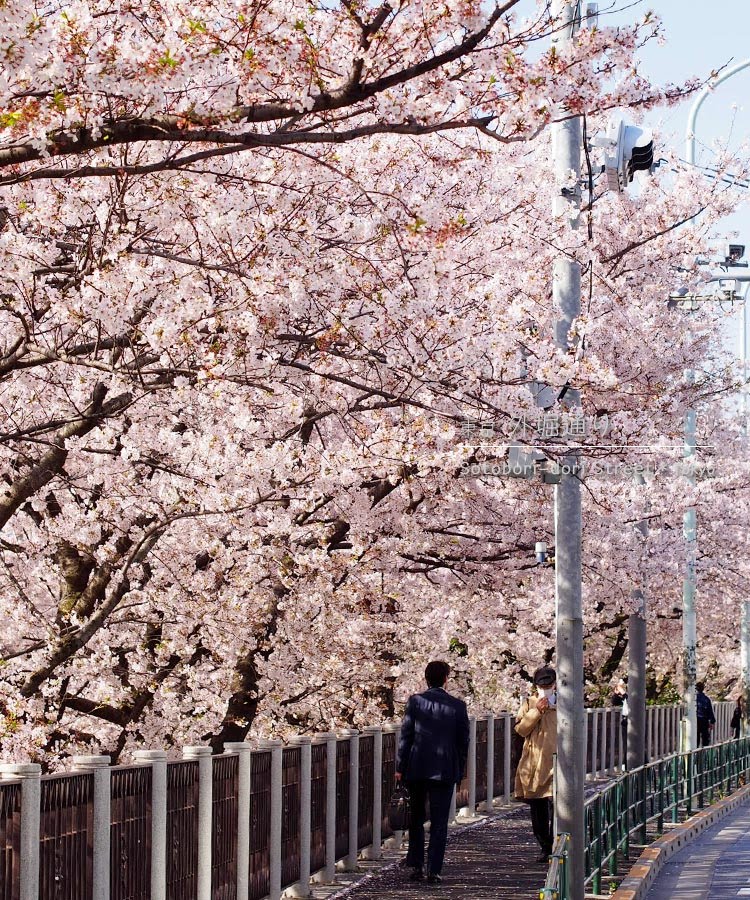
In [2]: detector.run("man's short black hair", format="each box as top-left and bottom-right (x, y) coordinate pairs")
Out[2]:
(425, 660), (450, 687)
(697, 681), (705, 692)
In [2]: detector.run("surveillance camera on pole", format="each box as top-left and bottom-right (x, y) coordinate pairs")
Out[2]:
(595, 116), (654, 192)
(698, 242), (747, 269)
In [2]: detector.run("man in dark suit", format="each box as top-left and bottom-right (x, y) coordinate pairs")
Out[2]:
(396, 660), (470, 885)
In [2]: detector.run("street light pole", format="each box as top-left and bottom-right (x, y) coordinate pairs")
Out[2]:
(685, 59), (750, 166)
(551, 2), (584, 897)
(684, 61), (750, 750)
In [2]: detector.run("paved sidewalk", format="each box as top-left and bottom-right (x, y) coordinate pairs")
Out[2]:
(324, 805), (546, 900)
(646, 802), (750, 899)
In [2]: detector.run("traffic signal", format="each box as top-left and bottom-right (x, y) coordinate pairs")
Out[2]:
(597, 116), (654, 192)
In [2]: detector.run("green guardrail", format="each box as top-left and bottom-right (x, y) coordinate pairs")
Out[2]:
(540, 737), (750, 900)
(539, 832), (570, 900)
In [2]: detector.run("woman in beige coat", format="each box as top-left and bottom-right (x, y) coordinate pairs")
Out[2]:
(515, 666), (557, 862)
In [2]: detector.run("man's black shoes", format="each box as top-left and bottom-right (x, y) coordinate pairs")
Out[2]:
(404, 865), (443, 884)
(535, 847), (552, 863)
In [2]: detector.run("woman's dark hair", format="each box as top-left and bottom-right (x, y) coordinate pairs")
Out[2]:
(425, 660), (450, 687)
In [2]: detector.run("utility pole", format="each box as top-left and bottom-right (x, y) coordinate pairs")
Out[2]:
(628, 474), (648, 770)
(551, 1), (584, 897)
(682, 389), (698, 751)
(742, 601), (750, 736)
(628, 602), (647, 765)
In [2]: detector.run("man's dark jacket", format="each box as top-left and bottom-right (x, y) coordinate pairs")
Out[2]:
(696, 691), (716, 723)
(396, 687), (471, 784)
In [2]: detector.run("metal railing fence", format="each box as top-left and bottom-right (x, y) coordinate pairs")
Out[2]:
(541, 733), (750, 900)
(0, 703), (731, 900)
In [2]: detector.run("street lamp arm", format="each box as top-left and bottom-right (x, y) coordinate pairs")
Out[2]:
(686, 59), (750, 165)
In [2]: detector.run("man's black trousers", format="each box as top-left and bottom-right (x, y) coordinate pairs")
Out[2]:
(697, 718), (712, 747)
(529, 797), (554, 853)
(406, 780), (454, 875)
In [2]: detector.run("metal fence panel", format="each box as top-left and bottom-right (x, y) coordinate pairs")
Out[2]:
(511, 726), (524, 794)
(455, 769), (469, 810)
(357, 735), (374, 851)
(39, 772), (94, 900)
(612, 709), (624, 770)
(249, 750), (271, 900)
(381, 731), (397, 840)
(310, 743), (327, 874)
(110, 765), (152, 900)
(0, 781), (20, 900)
(165, 760), (199, 900)
(475, 719), (488, 803)
(586, 712), (595, 774)
(334, 740), (350, 860)
(281, 746), (301, 890)
(211, 754), (239, 900)
(493, 717), (505, 797)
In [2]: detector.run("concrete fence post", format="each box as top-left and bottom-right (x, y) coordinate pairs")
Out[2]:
(287, 736), (312, 898)
(657, 706), (662, 758)
(71, 755), (111, 900)
(658, 706), (663, 757)
(362, 726), (383, 860)
(381, 722), (403, 848)
(320, 732), (337, 881)
(182, 746), (213, 900)
(339, 729), (359, 871)
(224, 742), (253, 900)
(255, 740), (283, 900)
(504, 714), (512, 806)
(583, 710), (589, 780)
(589, 710), (598, 780)
(463, 716), (477, 817)
(486, 713), (495, 811)
(650, 708), (657, 760)
(133, 750), (168, 900)
(0, 763), (41, 900)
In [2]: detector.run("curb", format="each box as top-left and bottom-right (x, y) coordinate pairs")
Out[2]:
(611, 782), (750, 900)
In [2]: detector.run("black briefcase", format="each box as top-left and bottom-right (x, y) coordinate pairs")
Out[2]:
(388, 783), (411, 831)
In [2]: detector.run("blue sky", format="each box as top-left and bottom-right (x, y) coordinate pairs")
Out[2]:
(610, 0), (750, 359)
(607, 0), (750, 167)
(571, 0), (750, 360)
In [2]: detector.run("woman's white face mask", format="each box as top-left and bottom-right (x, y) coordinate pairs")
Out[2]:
(538, 685), (557, 704)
